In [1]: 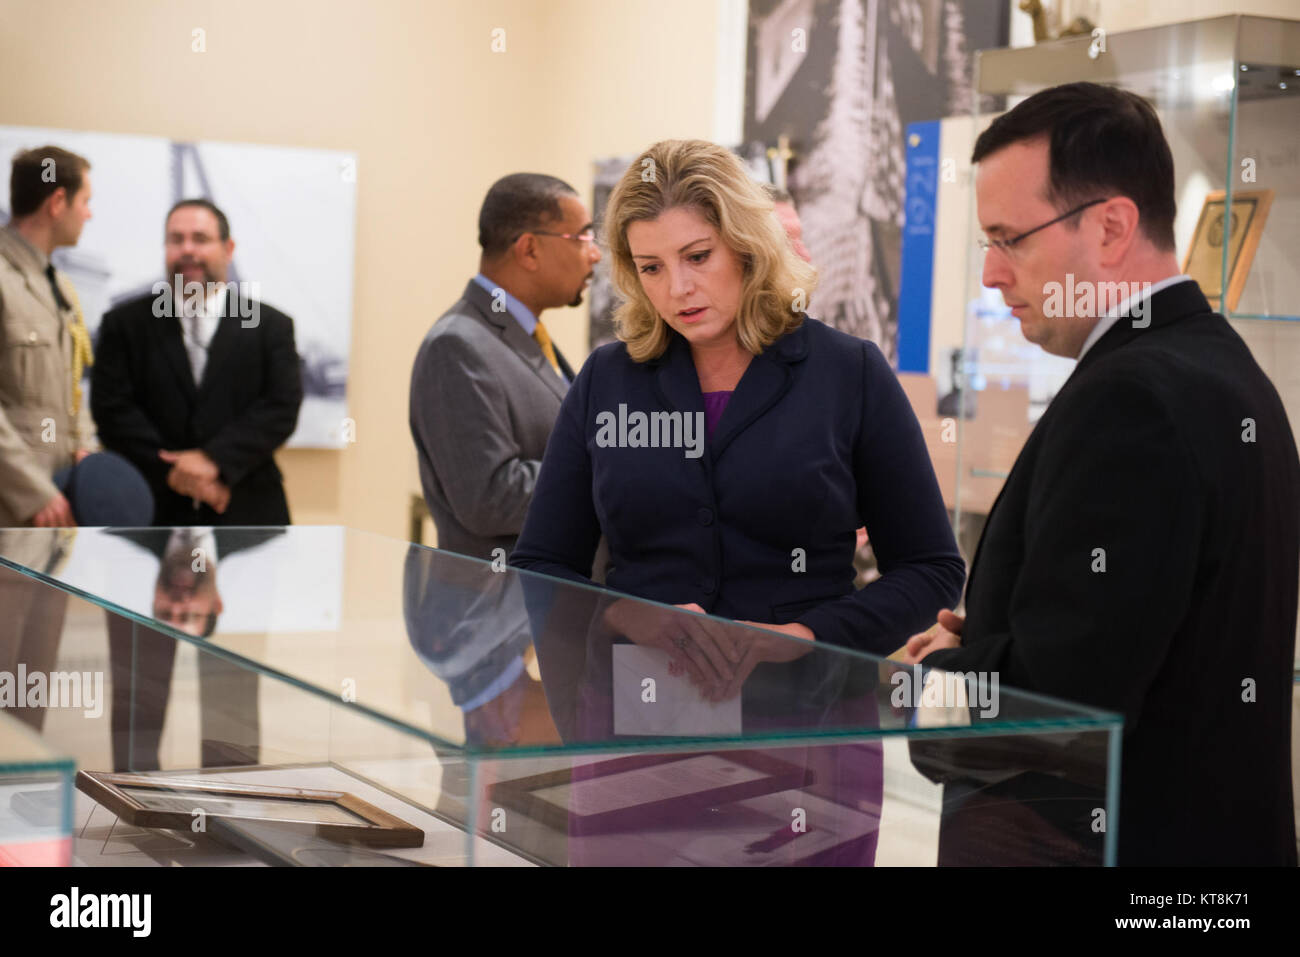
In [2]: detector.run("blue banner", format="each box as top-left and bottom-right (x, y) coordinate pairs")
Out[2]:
(898, 120), (939, 373)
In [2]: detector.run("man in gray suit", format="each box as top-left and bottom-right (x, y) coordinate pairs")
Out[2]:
(410, 173), (600, 562)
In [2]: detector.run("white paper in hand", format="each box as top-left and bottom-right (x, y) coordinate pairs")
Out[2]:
(611, 644), (742, 737)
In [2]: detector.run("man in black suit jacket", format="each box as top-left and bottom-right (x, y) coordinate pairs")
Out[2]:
(905, 83), (1299, 865)
(91, 198), (302, 526)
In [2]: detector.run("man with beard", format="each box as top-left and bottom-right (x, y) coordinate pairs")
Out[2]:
(91, 198), (302, 526)
(92, 200), (300, 772)
(410, 173), (601, 561)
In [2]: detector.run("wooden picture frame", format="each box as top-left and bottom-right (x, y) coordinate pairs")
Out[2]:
(75, 771), (424, 848)
(1181, 188), (1273, 313)
(486, 750), (813, 834)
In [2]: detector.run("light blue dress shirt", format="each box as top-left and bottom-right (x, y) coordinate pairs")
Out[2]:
(472, 272), (538, 335)
(471, 273), (568, 384)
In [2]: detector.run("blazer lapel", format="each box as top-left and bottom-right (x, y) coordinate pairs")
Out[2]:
(649, 321), (807, 463)
(649, 331), (706, 422)
(461, 280), (568, 403)
(709, 321), (807, 461)
(710, 358), (793, 462)
(21, 265), (61, 320)
(555, 345), (575, 382)
(160, 313), (198, 401)
(0, 228), (64, 320)
(196, 297), (241, 401)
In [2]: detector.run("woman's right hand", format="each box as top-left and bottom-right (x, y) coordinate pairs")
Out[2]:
(601, 598), (743, 699)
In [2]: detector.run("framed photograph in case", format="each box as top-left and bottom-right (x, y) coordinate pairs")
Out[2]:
(487, 750), (813, 834)
(1182, 188), (1273, 313)
(75, 771), (424, 848)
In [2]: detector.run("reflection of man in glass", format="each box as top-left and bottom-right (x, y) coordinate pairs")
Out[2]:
(0, 529), (74, 730)
(152, 528), (223, 637)
(401, 545), (562, 854)
(401, 545), (558, 751)
(107, 528), (282, 771)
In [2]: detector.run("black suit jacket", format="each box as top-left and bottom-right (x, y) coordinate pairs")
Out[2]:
(91, 291), (302, 526)
(922, 280), (1299, 865)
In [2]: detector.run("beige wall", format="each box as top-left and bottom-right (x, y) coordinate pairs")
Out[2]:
(0, 0), (726, 540)
(6, 0), (1294, 542)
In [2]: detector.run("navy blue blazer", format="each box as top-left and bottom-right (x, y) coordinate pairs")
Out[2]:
(509, 316), (965, 654)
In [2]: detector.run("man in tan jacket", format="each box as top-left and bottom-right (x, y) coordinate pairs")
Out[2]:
(0, 145), (96, 730)
(0, 145), (97, 528)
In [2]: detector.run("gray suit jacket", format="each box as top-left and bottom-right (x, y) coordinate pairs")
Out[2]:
(410, 279), (574, 563)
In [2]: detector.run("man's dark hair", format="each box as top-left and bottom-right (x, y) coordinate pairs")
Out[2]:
(478, 173), (577, 259)
(9, 146), (91, 218)
(166, 198), (231, 241)
(971, 82), (1176, 251)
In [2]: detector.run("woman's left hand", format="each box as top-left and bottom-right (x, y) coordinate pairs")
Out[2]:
(717, 620), (817, 699)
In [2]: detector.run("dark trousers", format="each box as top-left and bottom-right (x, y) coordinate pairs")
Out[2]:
(106, 612), (260, 771)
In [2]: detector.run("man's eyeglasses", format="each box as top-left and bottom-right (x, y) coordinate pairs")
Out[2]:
(526, 229), (597, 244)
(977, 198), (1107, 253)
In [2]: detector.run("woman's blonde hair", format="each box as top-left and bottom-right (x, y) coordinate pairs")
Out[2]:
(603, 139), (818, 362)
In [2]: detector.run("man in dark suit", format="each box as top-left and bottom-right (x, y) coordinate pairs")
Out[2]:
(91, 198), (302, 526)
(904, 83), (1299, 865)
(410, 173), (601, 561)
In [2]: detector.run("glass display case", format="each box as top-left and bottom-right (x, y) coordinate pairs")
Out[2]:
(0, 525), (1122, 866)
(957, 14), (1300, 672)
(0, 710), (74, 866)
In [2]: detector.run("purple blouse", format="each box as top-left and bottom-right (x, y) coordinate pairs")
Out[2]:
(702, 390), (733, 439)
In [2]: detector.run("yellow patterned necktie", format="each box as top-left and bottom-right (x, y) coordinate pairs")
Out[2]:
(532, 321), (561, 375)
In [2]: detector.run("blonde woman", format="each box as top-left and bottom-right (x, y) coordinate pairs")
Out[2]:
(512, 139), (961, 666)
(509, 139), (962, 865)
